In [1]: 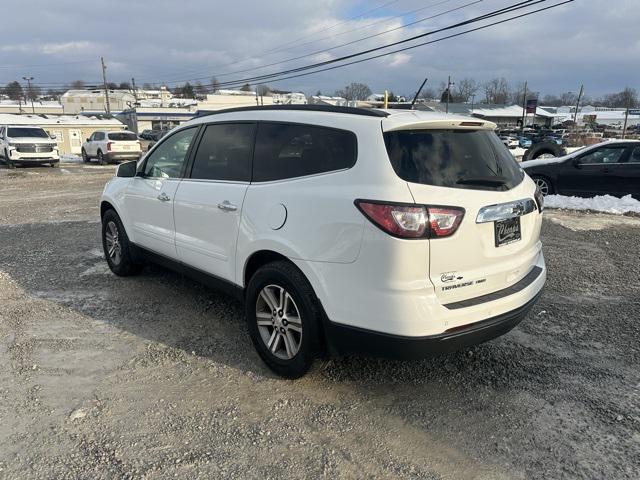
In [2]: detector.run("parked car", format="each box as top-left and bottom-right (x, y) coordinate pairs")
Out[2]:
(500, 135), (519, 149)
(0, 125), (59, 168)
(82, 130), (142, 165)
(522, 139), (640, 198)
(100, 105), (546, 377)
(518, 136), (533, 149)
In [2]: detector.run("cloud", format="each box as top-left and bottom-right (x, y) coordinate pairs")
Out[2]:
(0, 0), (637, 97)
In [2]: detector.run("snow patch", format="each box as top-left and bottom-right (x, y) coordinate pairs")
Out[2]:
(60, 154), (82, 163)
(545, 194), (640, 214)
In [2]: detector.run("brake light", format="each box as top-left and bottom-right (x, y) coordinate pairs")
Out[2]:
(107, 141), (113, 152)
(355, 200), (464, 239)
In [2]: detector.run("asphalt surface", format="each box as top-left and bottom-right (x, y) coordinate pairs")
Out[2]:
(0, 162), (639, 479)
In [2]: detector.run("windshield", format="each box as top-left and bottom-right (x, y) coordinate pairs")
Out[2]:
(108, 132), (138, 141)
(384, 129), (524, 191)
(7, 127), (50, 138)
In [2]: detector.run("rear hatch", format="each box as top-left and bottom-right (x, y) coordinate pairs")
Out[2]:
(108, 132), (141, 153)
(382, 116), (542, 305)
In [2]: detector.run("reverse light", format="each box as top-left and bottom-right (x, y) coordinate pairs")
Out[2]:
(355, 200), (464, 239)
(428, 207), (465, 237)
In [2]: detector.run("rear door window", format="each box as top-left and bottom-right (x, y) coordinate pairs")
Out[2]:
(384, 129), (524, 190)
(189, 123), (255, 182)
(579, 146), (627, 164)
(108, 132), (138, 141)
(253, 122), (357, 182)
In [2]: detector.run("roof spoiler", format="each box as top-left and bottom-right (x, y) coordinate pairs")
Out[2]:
(382, 118), (497, 132)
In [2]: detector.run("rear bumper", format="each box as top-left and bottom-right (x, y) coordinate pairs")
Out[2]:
(106, 152), (141, 162)
(325, 289), (542, 359)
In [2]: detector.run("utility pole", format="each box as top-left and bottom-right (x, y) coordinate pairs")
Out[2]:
(622, 101), (630, 140)
(471, 94), (476, 113)
(573, 84), (584, 125)
(131, 77), (138, 103)
(101, 57), (111, 116)
(520, 81), (528, 133)
(22, 76), (35, 114)
(446, 75), (454, 114)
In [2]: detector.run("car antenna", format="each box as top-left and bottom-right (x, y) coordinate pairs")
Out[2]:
(410, 77), (429, 110)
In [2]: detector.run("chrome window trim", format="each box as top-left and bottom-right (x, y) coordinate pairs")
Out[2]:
(476, 198), (537, 224)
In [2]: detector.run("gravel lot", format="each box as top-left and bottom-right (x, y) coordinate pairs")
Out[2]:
(1, 163), (639, 479)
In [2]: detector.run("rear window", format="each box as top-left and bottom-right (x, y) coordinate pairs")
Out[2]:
(384, 129), (524, 191)
(7, 127), (49, 138)
(253, 123), (357, 182)
(108, 132), (138, 141)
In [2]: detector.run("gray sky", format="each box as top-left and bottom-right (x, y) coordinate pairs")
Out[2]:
(0, 0), (636, 98)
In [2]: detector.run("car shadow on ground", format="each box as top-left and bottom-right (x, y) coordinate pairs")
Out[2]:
(0, 219), (555, 387)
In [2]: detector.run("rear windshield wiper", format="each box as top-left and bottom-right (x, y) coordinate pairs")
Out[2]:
(456, 176), (508, 187)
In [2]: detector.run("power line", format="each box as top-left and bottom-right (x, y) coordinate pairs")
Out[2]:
(136, 0), (406, 83)
(190, 0), (556, 90)
(196, 0), (573, 91)
(158, 0), (482, 86)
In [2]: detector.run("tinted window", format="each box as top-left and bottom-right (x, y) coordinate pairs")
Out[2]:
(384, 129), (524, 191)
(143, 127), (197, 178)
(7, 127), (49, 138)
(108, 132), (138, 141)
(630, 146), (640, 162)
(190, 123), (255, 181)
(253, 123), (357, 182)
(580, 146), (627, 164)
(94, 132), (105, 141)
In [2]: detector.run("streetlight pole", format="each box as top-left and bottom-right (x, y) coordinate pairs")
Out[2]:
(446, 75), (455, 114)
(22, 76), (35, 114)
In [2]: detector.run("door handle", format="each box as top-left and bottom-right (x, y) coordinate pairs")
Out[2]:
(157, 192), (171, 202)
(217, 200), (237, 211)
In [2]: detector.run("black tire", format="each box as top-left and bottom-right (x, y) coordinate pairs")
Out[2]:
(97, 150), (107, 165)
(523, 141), (566, 161)
(531, 175), (554, 196)
(245, 260), (323, 378)
(82, 148), (90, 163)
(101, 209), (142, 276)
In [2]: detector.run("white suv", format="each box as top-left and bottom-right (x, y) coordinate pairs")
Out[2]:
(0, 125), (59, 168)
(100, 106), (546, 377)
(82, 130), (142, 165)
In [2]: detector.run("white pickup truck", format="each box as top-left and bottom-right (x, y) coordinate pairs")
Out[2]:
(0, 125), (59, 168)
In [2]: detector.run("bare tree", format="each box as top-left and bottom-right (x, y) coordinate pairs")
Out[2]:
(256, 84), (271, 96)
(194, 82), (208, 97)
(4, 81), (23, 101)
(26, 83), (41, 101)
(70, 80), (85, 89)
(334, 82), (372, 101)
(210, 77), (220, 93)
(483, 77), (510, 104)
(454, 78), (480, 103)
(239, 83), (252, 92)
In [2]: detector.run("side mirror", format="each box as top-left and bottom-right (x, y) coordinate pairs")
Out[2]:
(572, 157), (582, 168)
(50, 134), (57, 140)
(86, 138), (90, 143)
(116, 160), (137, 178)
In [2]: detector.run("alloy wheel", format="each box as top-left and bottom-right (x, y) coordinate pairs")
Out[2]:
(105, 221), (122, 265)
(255, 284), (302, 360)
(534, 178), (550, 196)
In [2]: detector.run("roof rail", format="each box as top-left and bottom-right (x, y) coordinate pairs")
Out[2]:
(195, 104), (389, 118)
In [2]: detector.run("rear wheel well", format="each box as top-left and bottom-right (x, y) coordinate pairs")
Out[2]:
(244, 250), (291, 288)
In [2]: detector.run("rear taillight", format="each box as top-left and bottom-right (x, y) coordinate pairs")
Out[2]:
(107, 141), (113, 152)
(355, 200), (464, 239)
